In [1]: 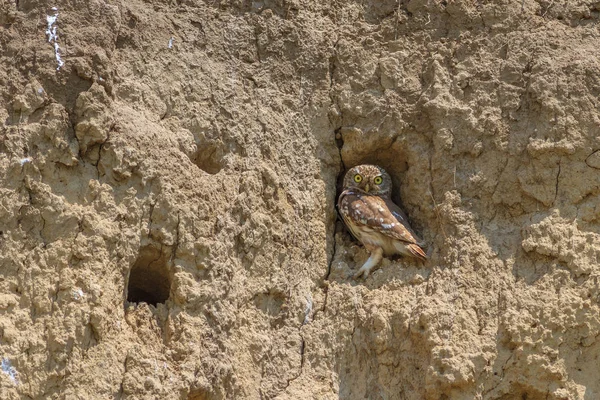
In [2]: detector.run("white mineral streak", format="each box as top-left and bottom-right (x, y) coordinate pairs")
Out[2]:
(19, 157), (32, 166)
(46, 8), (64, 70)
(72, 288), (85, 300)
(303, 293), (313, 325)
(1, 358), (18, 385)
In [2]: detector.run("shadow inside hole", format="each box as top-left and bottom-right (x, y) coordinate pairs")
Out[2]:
(187, 388), (214, 400)
(126, 245), (172, 307)
(193, 142), (225, 174)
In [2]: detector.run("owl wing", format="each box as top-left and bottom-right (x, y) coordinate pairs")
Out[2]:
(381, 197), (424, 244)
(338, 189), (420, 245)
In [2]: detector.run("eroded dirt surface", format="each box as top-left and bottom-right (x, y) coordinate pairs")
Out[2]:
(1, 0), (600, 399)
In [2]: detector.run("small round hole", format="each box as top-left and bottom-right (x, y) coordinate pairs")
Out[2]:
(126, 245), (172, 306)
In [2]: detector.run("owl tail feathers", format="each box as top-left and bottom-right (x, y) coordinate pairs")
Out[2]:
(406, 243), (428, 262)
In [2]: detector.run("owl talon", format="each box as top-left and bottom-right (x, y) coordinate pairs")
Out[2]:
(353, 267), (371, 279)
(353, 268), (367, 279)
(353, 247), (383, 279)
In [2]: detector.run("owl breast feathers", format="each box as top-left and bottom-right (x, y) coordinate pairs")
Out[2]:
(337, 164), (426, 278)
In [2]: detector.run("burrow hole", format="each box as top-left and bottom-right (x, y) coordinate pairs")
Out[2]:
(186, 123), (227, 174)
(187, 387), (215, 400)
(193, 142), (225, 175)
(126, 245), (173, 307)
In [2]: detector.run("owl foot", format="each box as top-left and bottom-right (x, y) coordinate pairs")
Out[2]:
(353, 247), (383, 279)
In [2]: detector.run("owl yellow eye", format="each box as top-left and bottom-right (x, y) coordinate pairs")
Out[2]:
(354, 174), (363, 183)
(374, 176), (383, 185)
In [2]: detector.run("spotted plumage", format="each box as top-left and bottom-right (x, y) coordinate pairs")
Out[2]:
(338, 164), (426, 278)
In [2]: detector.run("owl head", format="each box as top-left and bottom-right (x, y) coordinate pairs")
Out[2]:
(342, 164), (393, 197)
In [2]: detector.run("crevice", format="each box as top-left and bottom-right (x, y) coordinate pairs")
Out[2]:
(350, 324), (359, 357)
(171, 211), (181, 263)
(321, 261), (332, 315)
(325, 218), (338, 283)
(25, 183), (33, 204)
(299, 338), (305, 369)
(321, 34), (343, 311)
(483, 348), (515, 397)
(148, 202), (155, 232)
(320, 125), (346, 314)
(553, 158), (561, 206)
(40, 213), (47, 248)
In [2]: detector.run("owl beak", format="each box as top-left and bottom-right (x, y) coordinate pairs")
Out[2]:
(364, 184), (370, 193)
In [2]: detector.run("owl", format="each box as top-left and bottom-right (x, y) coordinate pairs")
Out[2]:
(337, 164), (427, 278)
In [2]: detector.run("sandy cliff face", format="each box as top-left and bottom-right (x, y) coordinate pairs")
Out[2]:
(1, 0), (600, 399)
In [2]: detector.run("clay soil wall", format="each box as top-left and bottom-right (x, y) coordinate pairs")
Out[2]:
(1, 0), (600, 399)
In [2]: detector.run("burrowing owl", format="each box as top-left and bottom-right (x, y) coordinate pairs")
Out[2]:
(338, 164), (427, 278)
